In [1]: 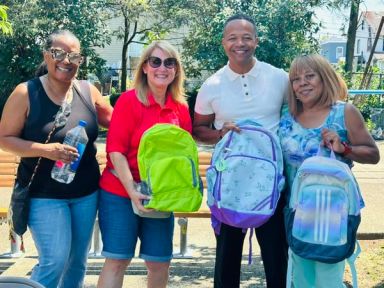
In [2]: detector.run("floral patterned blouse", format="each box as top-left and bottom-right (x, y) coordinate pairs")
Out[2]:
(278, 101), (352, 196)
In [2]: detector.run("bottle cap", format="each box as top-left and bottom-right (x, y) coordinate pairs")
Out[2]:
(79, 120), (87, 127)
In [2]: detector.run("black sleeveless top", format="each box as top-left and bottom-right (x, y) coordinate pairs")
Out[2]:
(17, 78), (100, 199)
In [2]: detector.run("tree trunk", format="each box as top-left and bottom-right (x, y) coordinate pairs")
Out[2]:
(121, 43), (128, 92)
(344, 0), (360, 83)
(121, 15), (130, 92)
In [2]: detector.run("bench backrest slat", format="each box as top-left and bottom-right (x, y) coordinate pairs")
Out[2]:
(0, 149), (212, 189)
(0, 151), (20, 187)
(0, 165), (18, 175)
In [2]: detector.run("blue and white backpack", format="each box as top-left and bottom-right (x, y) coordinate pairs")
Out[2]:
(285, 148), (363, 287)
(206, 119), (285, 232)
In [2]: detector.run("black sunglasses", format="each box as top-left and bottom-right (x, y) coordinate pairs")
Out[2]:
(49, 48), (84, 65)
(146, 56), (177, 69)
(54, 102), (71, 128)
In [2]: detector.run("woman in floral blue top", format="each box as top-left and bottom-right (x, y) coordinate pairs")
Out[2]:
(279, 54), (380, 288)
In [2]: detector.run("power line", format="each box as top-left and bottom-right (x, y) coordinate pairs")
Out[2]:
(318, 33), (384, 40)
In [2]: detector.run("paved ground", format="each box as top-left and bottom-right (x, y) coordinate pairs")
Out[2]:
(0, 142), (383, 287)
(349, 141), (384, 238)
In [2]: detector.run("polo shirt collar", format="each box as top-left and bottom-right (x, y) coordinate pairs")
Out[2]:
(147, 92), (177, 110)
(225, 57), (259, 81)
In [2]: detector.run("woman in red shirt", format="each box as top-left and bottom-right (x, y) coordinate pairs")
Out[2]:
(97, 40), (192, 288)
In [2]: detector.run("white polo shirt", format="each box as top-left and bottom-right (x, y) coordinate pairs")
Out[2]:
(195, 59), (288, 133)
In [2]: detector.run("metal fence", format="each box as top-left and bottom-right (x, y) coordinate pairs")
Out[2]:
(348, 90), (384, 139)
(350, 72), (384, 90)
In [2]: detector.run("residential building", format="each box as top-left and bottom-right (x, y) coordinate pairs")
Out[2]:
(93, 17), (144, 78)
(94, 17), (187, 76)
(320, 38), (347, 64)
(355, 11), (384, 69)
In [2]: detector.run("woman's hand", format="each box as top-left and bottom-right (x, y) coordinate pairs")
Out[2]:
(321, 128), (344, 154)
(44, 143), (79, 163)
(127, 184), (153, 213)
(109, 152), (154, 212)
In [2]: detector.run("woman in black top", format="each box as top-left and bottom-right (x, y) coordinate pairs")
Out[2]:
(0, 30), (113, 288)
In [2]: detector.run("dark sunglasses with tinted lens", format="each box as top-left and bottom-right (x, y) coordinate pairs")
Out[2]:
(54, 102), (71, 128)
(49, 48), (84, 65)
(147, 56), (177, 69)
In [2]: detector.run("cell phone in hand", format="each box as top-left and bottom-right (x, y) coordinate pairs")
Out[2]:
(138, 182), (151, 206)
(131, 182), (170, 219)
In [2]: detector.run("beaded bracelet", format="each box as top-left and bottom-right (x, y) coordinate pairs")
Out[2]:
(341, 141), (352, 156)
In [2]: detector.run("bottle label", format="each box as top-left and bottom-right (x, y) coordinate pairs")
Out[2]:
(70, 143), (86, 171)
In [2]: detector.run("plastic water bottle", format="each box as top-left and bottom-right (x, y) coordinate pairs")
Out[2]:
(51, 120), (88, 184)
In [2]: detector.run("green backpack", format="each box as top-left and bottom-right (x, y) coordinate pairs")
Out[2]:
(137, 124), (203, 212)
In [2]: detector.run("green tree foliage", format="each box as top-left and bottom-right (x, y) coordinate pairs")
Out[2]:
(104, 0), (194, 92)
(182, 0), (321, 77)
(0, 5), (12, 35)
(0, 0), (111, 115)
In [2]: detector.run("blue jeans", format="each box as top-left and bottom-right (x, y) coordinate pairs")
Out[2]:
(28, 191), (98, 288)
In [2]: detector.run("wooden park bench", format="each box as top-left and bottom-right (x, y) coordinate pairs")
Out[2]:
(0, 151), (20, 225)
(89, 150), (213, 258)
(0, 148), (212, 258)
(0, 150), (108, 222)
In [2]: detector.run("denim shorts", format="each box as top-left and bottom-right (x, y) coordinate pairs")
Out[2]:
(98, 189), (174, 262)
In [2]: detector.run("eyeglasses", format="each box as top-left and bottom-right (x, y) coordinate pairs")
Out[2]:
(146, 56), (177, 69)
(54, 102), (71, 128)
(49, 48), (84, 65)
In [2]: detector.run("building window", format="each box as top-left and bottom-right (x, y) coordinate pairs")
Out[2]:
(383, 37), (384, 51)
(357, 39), (361, 54)
(336, 46), (344, 59)
(362, 20), (365, 30)
(368, 26), (372, 51)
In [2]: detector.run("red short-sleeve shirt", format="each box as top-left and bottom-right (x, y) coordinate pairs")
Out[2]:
(99, 89), (192, 198)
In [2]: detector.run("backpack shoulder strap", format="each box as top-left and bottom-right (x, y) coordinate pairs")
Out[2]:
(347, 241), (361, 288)
(286, 249), (293, 288)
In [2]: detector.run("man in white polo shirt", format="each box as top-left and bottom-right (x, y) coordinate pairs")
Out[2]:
(193, 14), (289, 288)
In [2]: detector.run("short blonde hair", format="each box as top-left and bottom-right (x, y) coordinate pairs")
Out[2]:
(133, 40), (186, 106)
(288, 54), (348, 116)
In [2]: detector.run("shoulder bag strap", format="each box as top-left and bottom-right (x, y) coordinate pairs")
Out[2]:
(73, 79), (97, 115)
(25, 79), (63, 188)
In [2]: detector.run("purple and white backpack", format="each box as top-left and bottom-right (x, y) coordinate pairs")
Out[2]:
(206, 119), (285, 234)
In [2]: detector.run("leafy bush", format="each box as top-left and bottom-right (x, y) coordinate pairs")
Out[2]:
(109, 92), (121, 107)
(355, 95), (384, 121)
(186, 84), (201, 122)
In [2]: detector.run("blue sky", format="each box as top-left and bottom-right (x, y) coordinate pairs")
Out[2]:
(315, 0), (384, 38)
